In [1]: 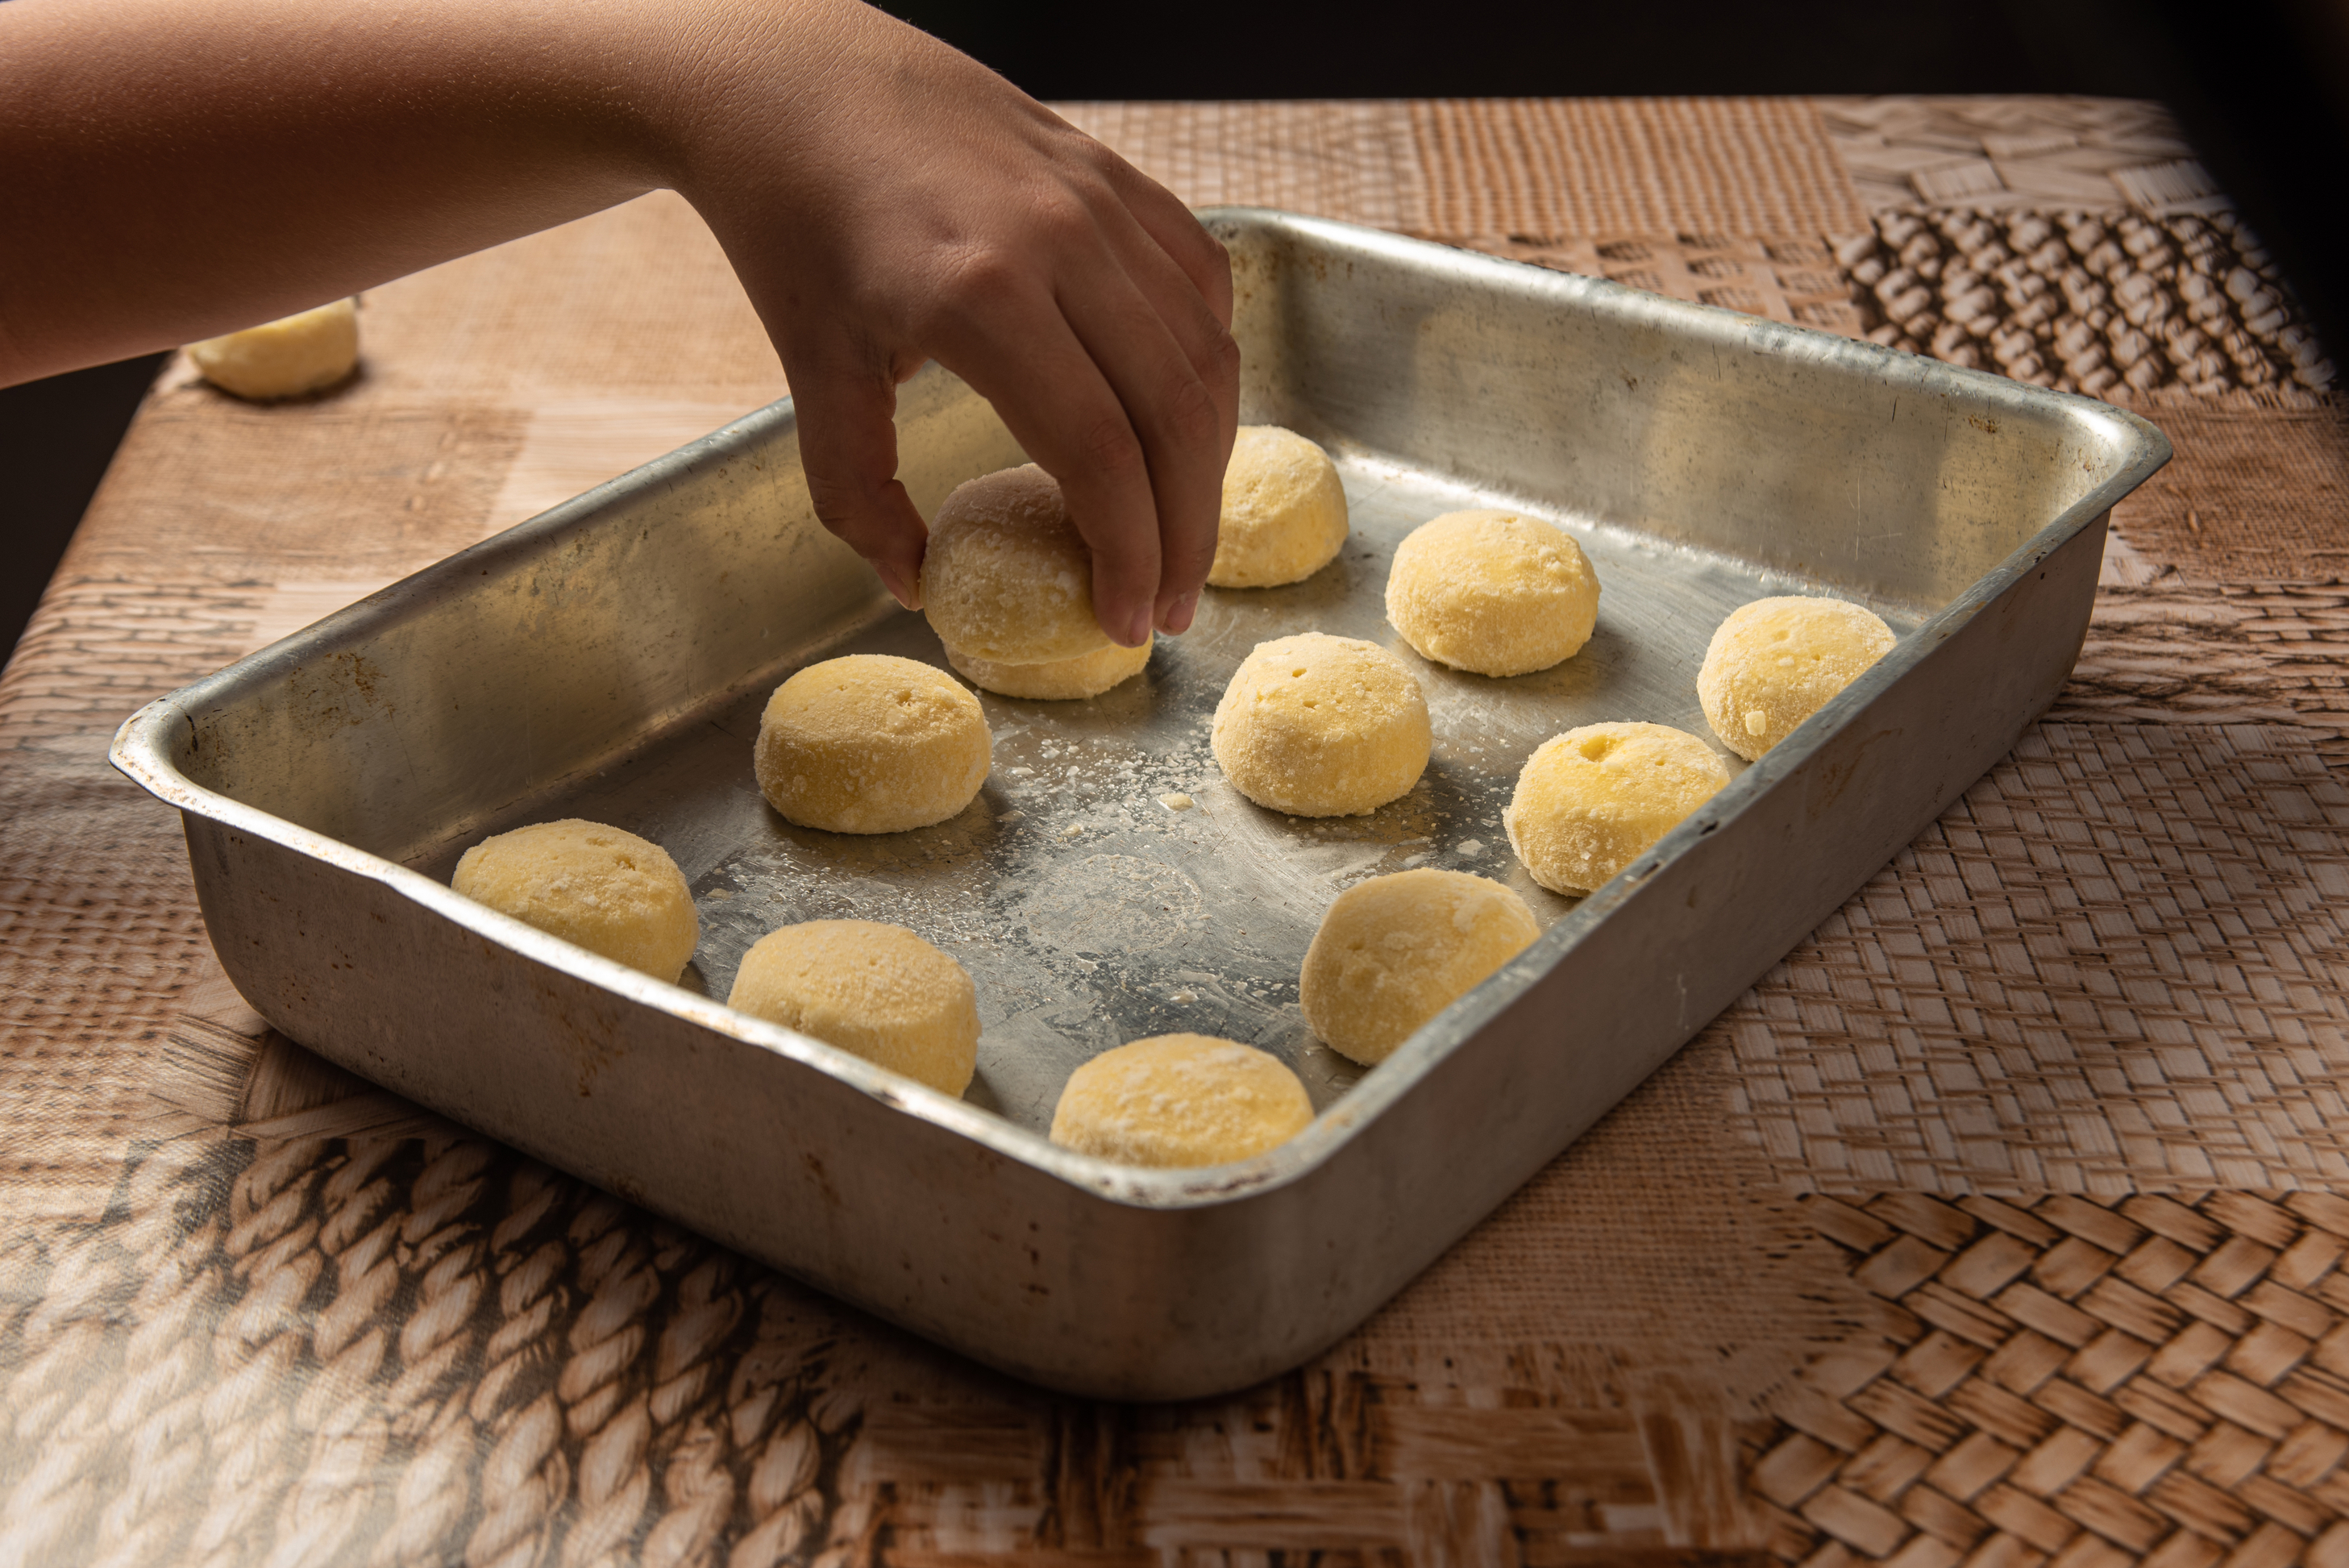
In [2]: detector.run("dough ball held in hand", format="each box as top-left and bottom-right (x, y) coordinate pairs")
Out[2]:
(453, 819), (699, 983)
(1385, 509), (1599, 676)
(727, 920), (979, 1096)
(944, 636), (1152, 701)
(755, 655), (991, 834)
(187, 299), (360, 401)
(921, 465), (1118, 662)
(1050, 1034), (1313, 1167)
(1505, 722), (1732, 896)
(1209, 426), (1349, 588)
(1698, 596), (1898, 760)
(1300, 869), (1540, 1066)
(1211, 632), (1431, 817)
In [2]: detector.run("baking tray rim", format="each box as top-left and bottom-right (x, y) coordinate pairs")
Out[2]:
(110, 210), (2173, 1213)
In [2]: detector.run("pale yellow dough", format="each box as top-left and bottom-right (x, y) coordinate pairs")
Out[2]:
(1050, 1034), (1313, 1167)
(1384, 509), (1600, 676)
(1210, 632), (1431, 817)
(1504, 722), (1732, 895)
(921, 465), (1114, 663)
(1299, 869), (1540, 1066)
(1210, 426), (1350, 588)
(1698, 596), (1898, 760)
(945, 635), (1151, 700)
(727, 920), (979, 1096)
(187, 299), (360, 401)
(452, 818), (698, 983)
(755, 655), (991, 834)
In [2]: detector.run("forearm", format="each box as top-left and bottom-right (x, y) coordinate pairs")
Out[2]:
(0, 0), (717, 384)
(3, 0), (1237, 638)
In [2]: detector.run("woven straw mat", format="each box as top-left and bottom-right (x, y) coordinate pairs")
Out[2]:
(1, 97), (2344, 1567)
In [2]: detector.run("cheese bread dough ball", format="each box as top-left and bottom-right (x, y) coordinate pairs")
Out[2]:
(727, 920), (979, 1096)
(945, 634), (1152, 700)
(187, 299), (360, 401)
(1698, 596), (1898, 760)
(1300, 869), (1540, 1066)
(755, 655), (991, 834)
(1385, 509), (1600, 676)
(1210, 426), (1350, 588)
(1050, 1034), (1313, 1167)
(453, 819), (698, 983)
(921, 465), (1115, 663)
(1210, 633), (1431, 817)
(1505, 722), (1732, 895)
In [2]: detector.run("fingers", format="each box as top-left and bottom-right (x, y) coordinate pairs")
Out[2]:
(1052, 267), (1227, 638)
(929, 293), (1164, 647)
(786, 336), (930, 609)
(1101, 159), (1236, 330)
(1086, 202), (1238, 630)
(926, 233), (1229, 649)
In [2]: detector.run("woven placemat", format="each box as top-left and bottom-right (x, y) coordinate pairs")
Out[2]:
(2, 98), (2344, 1566)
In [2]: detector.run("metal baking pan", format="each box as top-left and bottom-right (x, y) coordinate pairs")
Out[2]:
(114, 210), (2168, 1399)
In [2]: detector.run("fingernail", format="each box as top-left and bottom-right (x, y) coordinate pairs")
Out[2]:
(877, 563), (918, 610)
(1125, 608), (1153, 647)
(1162, 591), (1199, 635)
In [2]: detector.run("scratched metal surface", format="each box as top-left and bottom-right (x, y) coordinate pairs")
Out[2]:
(412, 454), (1906, 1135)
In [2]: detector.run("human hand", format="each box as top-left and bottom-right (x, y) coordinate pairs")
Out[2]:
(663, 0), (1238, 646)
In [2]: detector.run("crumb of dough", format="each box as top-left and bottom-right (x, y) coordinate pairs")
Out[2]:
(921, 465), (1114, 663)
(1210, 426), (1350, 588)
(1050, 1034), (1312, 1167)
(1210, 632), (1431, 817)
(727, 920), (979, 1096)
(453, 818), (698, 982)
(755, 655), (991, 834)
(1158, 792), (1195, 812)
(944, 634), (1150, 699)
(1300, 868), (1539, 1066)
(1384, 509), (1600, 676)
(1504, 722), (1732, 895)
(1697, 596), (1897, 759)
(187, 299), (360, 401)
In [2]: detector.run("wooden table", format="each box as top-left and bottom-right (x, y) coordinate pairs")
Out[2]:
(2, 97), (2345, 1567)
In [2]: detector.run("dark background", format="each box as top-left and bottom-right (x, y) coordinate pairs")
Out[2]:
(6, 0), (2341, 664)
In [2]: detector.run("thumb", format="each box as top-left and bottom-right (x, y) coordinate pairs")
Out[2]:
(786, 339), (929, 609)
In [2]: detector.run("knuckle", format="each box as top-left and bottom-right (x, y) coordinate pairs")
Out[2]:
(929, 242), (1025, 315)
(1077, 413), (1148, 480)
(1201, 321), (1242, 381)
(802, 470), (883, 538)
(1159, 368), (1223, 447)
(1183, 226), (1232, 281)
(1162, 516), (1219, 580)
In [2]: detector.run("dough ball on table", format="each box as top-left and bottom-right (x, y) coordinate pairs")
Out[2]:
(187, 299), (360, 401)
(1210, 426), (1349, 588)
(1385, 509), (1599, 676)
(1050, 1034), (1313, 1167)
(1210, 632), (1431, 817)
(1698, 596), (1897, 760)
(1301, 869), (1540, 1066)
(453, 819), (698, 983)
(922, 464), (1115, 663)
(945, 634), (1152, 701)
(1505, 722), (1732, 895)
(755, 655), (991, 834)
(727, 920), (979, 1096)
